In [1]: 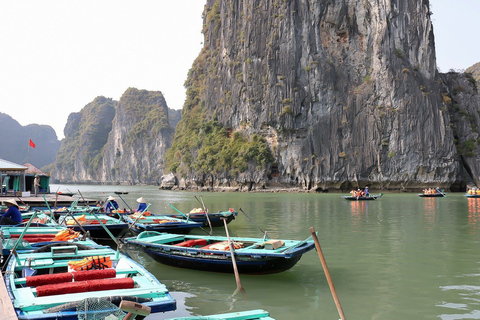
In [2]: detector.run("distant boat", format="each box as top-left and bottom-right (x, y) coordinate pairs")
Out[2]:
(418, 193), (446, 197)
(342, 193), (383, 201)
(465, 193), (480, 198)
(114, 191), (128, 195)
(125, 231), (315, 274)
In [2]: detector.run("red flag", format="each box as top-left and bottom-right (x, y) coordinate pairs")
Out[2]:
(29, 139), (36, 149)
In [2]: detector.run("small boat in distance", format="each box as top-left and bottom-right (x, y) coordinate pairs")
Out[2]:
(124, 231), (315, 274)
(418, 188), (446, 197)
(342, 193), (383, 201)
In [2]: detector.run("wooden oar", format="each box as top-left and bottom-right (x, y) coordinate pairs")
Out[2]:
(116, 193), (133, 212)
(222, 217), (246, 297)
(239, 208), (267, 239)
(122, 204), (151, 236)
(309, 226), (346, 320)
(195, 195), (213, 235)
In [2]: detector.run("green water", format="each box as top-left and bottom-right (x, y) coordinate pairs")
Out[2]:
(59, 185), (480, 320)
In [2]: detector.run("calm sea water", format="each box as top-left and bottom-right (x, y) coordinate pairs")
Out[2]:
(54, 185), (480, 320)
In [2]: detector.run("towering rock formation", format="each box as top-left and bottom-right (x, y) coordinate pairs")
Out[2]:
(166, 0), (478, 191)
(100, 88), (174, 185)
(52, 88), (176, 185)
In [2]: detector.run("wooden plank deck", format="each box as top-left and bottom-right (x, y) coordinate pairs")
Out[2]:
(0, 271), (17, 320)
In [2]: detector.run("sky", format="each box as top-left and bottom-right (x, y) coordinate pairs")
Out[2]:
(0, 1), (478, 140)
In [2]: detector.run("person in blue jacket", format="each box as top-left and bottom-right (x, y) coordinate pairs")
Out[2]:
(1, 198), (22, 225)
(135, 197), (147, 212)
(105, 196), (119, 213)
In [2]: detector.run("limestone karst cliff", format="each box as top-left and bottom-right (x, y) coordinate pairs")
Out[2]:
(52, 88), (177, 185)
(165, 0), (479, 192)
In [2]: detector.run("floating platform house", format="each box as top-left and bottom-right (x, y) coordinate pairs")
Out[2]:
(0, 158), (95, 208)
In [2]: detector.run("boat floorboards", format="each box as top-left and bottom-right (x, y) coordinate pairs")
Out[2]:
(0, 272), (18, 320)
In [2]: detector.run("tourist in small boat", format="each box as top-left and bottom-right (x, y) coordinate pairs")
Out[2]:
(0, 198), (22, 225)
(135, 197), (147, 212)
(364, 186), (370, 197)
(105, 196), (119, 213)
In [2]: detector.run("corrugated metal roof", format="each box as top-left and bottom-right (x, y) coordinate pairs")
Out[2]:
(0, 159), (27, 171)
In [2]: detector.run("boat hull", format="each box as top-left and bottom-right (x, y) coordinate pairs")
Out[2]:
(164, 213), (236, 227)
(342, 193), (382, 201)
(4, 243), (176, 320)
(144, 247), (303, 274)
(125, 232), (315, 275)
(418, 193), (445, 197)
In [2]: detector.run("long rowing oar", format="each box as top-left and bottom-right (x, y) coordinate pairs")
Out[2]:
(194, 195), (213, 235)
(239, 208), (268, 239)
(309, 226), (346, 320)
(222, 217), (246, 297)
(116, 193), (133, 212)
(122, 204), (151, 237)
(1, 210), (39, 271)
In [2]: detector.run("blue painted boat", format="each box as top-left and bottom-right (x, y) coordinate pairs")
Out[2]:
(3, 243), (176, 319)
(123, 213), (202, 234)
(418, 193), (446, 197)
(0, 225), (101, 258)
(57, 213), (129, 239)
(124, 231), (315, 274)
(165, 309), (275, 319)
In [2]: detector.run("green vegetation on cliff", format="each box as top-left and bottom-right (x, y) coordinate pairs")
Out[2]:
(54, 96), (116, 174)
(165, 0), (273, 177)
(466, 62), (480, 85)
(120, 88), (171, 147)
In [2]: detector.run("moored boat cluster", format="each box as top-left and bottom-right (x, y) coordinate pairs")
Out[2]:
(0, 193), (315, 319)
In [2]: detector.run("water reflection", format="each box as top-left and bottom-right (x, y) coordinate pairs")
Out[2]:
(467, 198), (480, 231)
(423, 198), (437, 230)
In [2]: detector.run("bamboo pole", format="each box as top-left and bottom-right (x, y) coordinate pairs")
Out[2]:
(309, 226), (346, 320)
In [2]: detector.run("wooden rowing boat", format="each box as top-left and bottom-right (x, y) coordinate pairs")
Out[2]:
(341, 193), (383, 201)
(123, 213), (202, 234)
(418, 193), (446, 197)
(163, 208), (238, 227)
(57, 213), (129, 239)
(124, 231), (315, 274)
(3, 243), (176, 319)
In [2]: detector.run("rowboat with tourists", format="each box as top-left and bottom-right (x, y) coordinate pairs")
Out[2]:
(342, 187), (383, 200)
(124, 231), (315, 274)
(418, 188), (446, 197)
(465, 187), (480, 198)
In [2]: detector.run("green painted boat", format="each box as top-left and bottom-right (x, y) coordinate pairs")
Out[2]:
(165, 309), (275, 319)
(3, 243), (176, 319)
(0, 225), (101, 258)
(124, 231), (315, 274)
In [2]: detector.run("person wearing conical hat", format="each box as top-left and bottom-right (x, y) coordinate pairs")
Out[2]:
(1, 199), (22, 225)
(105, 196), (119, 213)
(135, 197), (147, 213)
